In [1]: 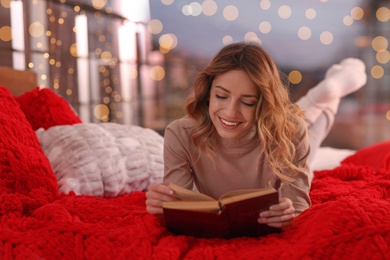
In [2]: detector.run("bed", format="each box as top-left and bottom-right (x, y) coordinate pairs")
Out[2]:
(1, 67), (390, 259)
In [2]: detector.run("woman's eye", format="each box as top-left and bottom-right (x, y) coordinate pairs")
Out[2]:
(216, 94), (227, 99)
(241, 101), (256, 107)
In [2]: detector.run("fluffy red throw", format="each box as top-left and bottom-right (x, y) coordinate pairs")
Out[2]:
(1, 86), (390, 259)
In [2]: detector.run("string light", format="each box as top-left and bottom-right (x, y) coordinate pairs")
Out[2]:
(1, 1), (389, 127)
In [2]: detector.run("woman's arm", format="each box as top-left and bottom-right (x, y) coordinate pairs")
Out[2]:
(163, 119), (195, 190)
(259, 122), (312, 228)
(146, 118), (195, 216)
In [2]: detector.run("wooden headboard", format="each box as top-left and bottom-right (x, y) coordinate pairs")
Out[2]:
(0, 66), (37, 96)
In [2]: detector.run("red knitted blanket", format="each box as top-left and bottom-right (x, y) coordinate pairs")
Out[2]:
(1, 86), (390, 259)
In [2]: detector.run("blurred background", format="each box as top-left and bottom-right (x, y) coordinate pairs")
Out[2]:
(0, 0), (389, 150)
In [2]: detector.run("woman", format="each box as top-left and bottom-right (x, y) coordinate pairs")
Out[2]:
(146, 42), (367, 229)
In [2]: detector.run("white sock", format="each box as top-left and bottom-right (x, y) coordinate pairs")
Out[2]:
(297, 58), (367, 122)
(316, 58), (366, 103)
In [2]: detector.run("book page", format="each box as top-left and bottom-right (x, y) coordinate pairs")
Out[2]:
(168, 183), (215, 201)
(219, 188), (277, 205)
(163, 200), (221, 213)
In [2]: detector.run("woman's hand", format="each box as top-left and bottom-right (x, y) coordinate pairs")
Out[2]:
(258, 197), (295, 228)
(145, 183), (177, 215)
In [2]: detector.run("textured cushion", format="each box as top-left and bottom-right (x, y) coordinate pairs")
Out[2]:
(0, 86), (59, 217)
(36, 123), (164, 197)
(341, 140), (390, 170)
(14, 87), (82, 130)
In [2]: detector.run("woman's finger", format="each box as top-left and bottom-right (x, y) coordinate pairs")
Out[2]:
(259, 206), (295, 218)
(146, 184), (177, 215)
(269, 197), (293, 211)
(265, 218), (294, 229)
(148, 184), (174, 195)
(258, 213), (295, 228)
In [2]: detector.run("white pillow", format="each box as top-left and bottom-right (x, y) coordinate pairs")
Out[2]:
(310, 146), (355, 171)
(36, 123), (164, 197)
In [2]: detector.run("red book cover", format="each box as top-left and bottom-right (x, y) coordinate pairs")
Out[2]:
(163, 208), (230, 238)
(223, 192), (280, 238)
(163, 184), (281, 238)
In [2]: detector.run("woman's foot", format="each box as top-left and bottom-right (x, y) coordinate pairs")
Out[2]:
(314, 58), (367, 104)
(296, 58), (367, 123)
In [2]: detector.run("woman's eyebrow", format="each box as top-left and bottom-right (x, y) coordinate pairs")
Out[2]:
(215, 86), (258, 98)
(242, 93), (259, 99)
(214, 85), (230, 93)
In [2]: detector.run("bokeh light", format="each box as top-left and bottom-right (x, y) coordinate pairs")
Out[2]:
(320, 31), (333, 45)
(159, 33), (178, 53)
(260, 0), (271, 10)
(29, 22), (45, 37)
(0, 26), (12, 41)
(161, 0), (174, 5)
(69, 43), (77, 57)
(376, 7), (390, 22)
(288, 70), (302, 84)
(1, 0), (11, 8)
(305, 8), (316, 20)
(376, 50), (390, 64)
(91, 0), (107, 10)
(259, 21), (271, 34)
(222, 35), (233, 45)
(182, 2), (202, 16)
(202, 0), (217, 16)
(371, 36), (388, 52)
(298, 26), (311, 40)
(223, 5), (239, 21)
(148, 19), (163, 34)
(350, 6), (364, 20)
(371, 65), (384, 79)
(343, 15), (354, 26)
(150, 66), (165, 81)
(278, 5), (292, 19)
(244, 32), (261, 44)
(94, 104), (110, 121)
(101, 51), (113, 62)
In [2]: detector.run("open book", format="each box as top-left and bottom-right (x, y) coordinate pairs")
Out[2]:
(162, 183), (281, 238)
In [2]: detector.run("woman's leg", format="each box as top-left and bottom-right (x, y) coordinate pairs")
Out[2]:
(296, 58), (367, 177)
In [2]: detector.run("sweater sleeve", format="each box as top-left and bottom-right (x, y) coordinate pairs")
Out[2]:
(163, 119), (195, 191)
(279, 119), (312, 214)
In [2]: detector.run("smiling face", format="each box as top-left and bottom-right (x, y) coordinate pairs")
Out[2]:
(209, 69), (259, 140)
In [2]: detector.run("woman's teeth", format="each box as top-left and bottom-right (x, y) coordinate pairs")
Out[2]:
(221, 118), (238, 126)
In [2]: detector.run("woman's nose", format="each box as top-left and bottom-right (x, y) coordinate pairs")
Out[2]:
(225, 100), (240, 116)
